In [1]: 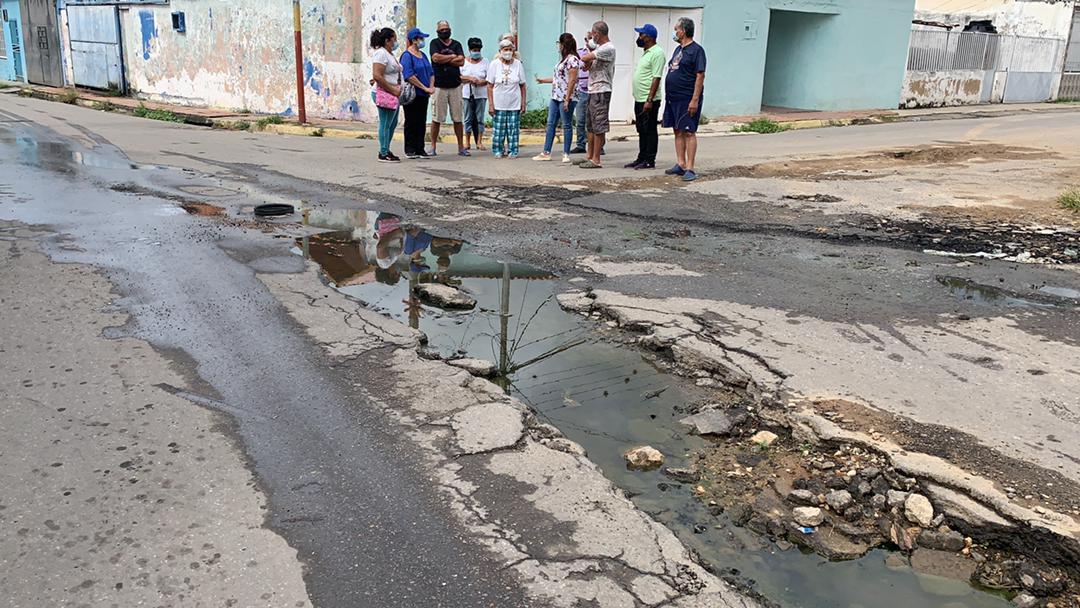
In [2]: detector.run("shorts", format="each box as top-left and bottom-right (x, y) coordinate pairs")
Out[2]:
(662, 98), (702, 133)
(586, 91), (612, 135)
(432, 85), (464, 123)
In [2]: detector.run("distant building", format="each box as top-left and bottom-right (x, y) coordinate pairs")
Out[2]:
(1, 0), (26, 82)
(419, 0), (918, 121)
(20, 0), (920, 121)
(903, 0), (1077, 107)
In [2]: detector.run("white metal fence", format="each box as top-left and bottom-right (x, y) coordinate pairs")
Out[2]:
(906, 29), (1062, 73)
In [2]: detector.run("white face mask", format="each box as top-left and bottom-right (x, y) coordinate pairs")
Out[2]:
(501, 50), (513, 60)
(586, 39), (598, 50)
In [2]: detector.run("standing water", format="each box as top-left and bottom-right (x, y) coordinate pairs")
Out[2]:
(294, 208), (1011, 608)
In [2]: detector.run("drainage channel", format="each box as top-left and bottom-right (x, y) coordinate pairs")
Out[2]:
(293, 207), (1011, 608)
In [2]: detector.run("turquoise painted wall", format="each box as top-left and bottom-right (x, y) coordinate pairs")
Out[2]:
(762, 10), (835, 109)
(1, 0), (26, 82)
(416, 0), (916, 116)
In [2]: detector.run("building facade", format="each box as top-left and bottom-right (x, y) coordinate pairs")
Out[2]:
(418, 0), (918, 120)
(1, 0), (26, 82)
(29, 0), (918, 121)
(903, 0), (1077, 107)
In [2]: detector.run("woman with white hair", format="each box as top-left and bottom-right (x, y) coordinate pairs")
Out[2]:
(486, 38), (526, 159)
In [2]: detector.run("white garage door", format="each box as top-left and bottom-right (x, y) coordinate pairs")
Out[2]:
(566, 3), (704, 123)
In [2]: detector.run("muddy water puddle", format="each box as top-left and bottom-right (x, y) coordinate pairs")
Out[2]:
(295, 208), (1010, 608)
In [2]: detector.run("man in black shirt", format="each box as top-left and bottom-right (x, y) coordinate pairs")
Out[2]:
(429, 20), (468, 157)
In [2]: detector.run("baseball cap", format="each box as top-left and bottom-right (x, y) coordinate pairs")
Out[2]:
(407, 27), (429, 41)
(634, 24), (658, 39)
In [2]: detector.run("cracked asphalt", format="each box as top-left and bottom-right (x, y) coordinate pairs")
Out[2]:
(2, 92), (1078, 607)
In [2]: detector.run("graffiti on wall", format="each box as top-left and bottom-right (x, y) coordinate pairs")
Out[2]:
(122, 0), (407, 121)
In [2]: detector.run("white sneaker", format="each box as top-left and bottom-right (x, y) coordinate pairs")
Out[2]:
(533, 152), (551, 161)
(562, 154), (572, 164)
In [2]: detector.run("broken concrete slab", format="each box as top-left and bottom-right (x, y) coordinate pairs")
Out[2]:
(679, 409), (747, 436)
(446, 357), (498, 378)
(449, 402), (525, 455)
(416, 283), (477, 310)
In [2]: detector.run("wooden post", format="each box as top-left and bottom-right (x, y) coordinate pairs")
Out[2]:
(292, 0), (307, 124)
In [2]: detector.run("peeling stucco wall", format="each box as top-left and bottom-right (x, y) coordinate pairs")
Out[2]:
(120, 0), (406, 121)
(902, 69), (989, 107)
(915, 0), (1075, 39)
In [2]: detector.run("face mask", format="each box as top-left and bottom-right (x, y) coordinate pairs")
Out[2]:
(501, 51), (513, 60)
(416, 39), (426, 49)
(470, 51), (482, 60)
(390, 40), (398, 51)
(437, 30), (451, 41)
(636, 37), (646, 48)
(586, 39), (598, 50)
(673, 32), (681, 42)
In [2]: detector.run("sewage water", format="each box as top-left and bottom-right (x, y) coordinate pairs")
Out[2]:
(296, 208), (1011, 608)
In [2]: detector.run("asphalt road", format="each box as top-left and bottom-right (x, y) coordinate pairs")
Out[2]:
(2, 93), (1078, 605)
(0, 111), (533, 607)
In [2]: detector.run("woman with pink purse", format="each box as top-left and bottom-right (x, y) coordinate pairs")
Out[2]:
(371, 27), (403, 163)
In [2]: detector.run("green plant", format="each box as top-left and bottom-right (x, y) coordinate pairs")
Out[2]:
(133, 103), (183, 122)
(17, 87), (33, 98)
(58, 89), (79, 104)
(310, 127), (326, 137)
(1059, 187), (1080, 211)
(91, 101), (115, 112)
(231, 120), (252, 131)
(256, 115), (285, 128)
(698, 114), (710, 125)
(732, 118), (789, 134)
(520, 108), (549, 129)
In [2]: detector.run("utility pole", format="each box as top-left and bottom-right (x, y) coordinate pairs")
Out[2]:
(292, 0), (307, 124)
(509, 0), (518, 38)
(406, 0), (416, 29)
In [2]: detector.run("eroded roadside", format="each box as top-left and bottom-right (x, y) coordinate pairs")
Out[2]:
(557, 288), (1080, 607)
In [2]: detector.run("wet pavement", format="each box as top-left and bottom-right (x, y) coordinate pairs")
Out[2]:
(0, 122), (534, 608)
(294, 208), (1015, 608)
(3, 98), (1078, 608)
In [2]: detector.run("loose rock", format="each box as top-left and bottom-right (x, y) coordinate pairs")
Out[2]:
(793, 506), (825, 527)
(624, 446), (665, 470)
(788, 489), (817, 506)
(905, 494), (935, 527)
(871, 494), (888, 510)
(415, 283), (477, 310)
(887, 490), (910, 508)
(663, 467), (700, 483)
(826, 490), (854, 513)
(917, 529), (965, 552)
(678, 409), (746, 436)
(750, 430), (779, 447)
(446, 358), (498, 377)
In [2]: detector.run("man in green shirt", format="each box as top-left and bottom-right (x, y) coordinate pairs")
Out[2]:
(627, 24), (665, 169)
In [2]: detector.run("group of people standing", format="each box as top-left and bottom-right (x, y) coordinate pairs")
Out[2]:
(368, 17), (706, 180)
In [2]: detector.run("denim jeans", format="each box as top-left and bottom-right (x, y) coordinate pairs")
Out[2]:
(464, 97), (487, 138)
(377, 106), (400, 156)
(543, 98), (578, 155)
(573, 90), (588, 149)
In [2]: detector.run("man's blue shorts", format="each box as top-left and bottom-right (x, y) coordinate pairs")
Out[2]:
(662, 98), (702, 133)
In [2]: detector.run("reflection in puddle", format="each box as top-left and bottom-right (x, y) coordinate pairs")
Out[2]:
(937, 276), (1072, 309)
(297, 209), (1011, 608)
(0, 132), (154, 172)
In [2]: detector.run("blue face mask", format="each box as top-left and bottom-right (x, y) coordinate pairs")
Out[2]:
(470, 51), (482, 60)
(672, 32), (680, 42)
(416, 39), (426, 49)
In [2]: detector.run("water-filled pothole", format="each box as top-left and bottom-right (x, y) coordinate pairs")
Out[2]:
(295, 207), (1012, 608)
